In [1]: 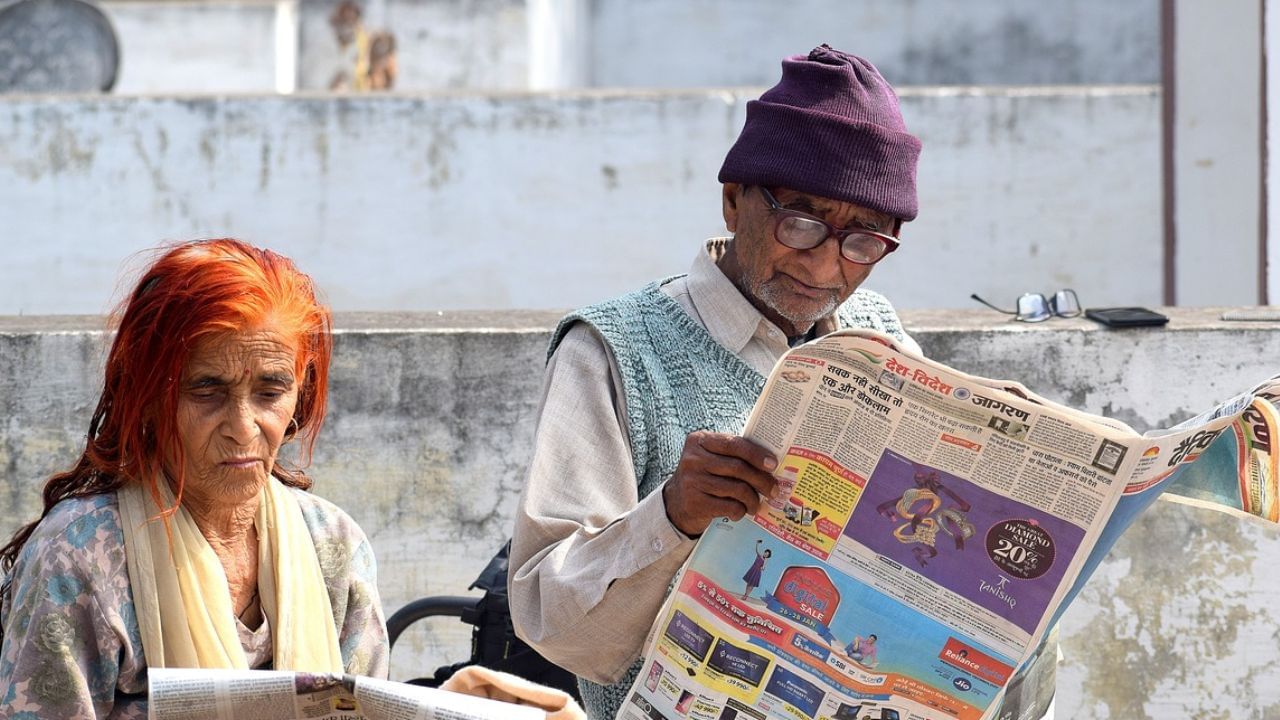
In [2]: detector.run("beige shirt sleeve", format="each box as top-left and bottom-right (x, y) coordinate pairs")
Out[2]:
(509, 322), (697, 684)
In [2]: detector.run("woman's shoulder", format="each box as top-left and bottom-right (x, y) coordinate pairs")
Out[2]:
(287, 486), (378, 586)
(20, 494), (124, 562)
(41, 492), (121, 523)
(6, 494), (128, 615)
(289, 486), (369, 544)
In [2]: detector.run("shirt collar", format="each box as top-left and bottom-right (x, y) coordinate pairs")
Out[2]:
(687, 238), (841, 352)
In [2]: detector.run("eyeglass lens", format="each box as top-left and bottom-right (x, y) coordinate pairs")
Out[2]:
(1050, 289), (1082, 317)
(775, 216), (891, 264)
(1015, 293), (1052, 322)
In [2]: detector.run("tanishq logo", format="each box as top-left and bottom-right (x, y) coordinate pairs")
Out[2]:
(979, 574), (1016, 610)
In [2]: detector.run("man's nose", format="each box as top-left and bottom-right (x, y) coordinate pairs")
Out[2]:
(794, 234), (845, 279)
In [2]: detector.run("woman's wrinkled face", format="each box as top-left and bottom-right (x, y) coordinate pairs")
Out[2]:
(173, 325), (300, 507)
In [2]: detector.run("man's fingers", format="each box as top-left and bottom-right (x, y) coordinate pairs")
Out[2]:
(708, 496), (753, 523)
(664, 476), (756, 536)
(696, 474), (765, 515)
(693, 432), (777, 473)
(699, 454), (778, 498)
(668, 432), (783, 536)
(689, 494), (754, 524)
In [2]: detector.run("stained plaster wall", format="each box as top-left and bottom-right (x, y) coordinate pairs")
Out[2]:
(1171, 0), (1264, 305)
(102, 0), (282, 93)
(1, 310), (1278, 717)
(0, 86), (1161, 314)
(295, 0), (530, 92)
(586, 0), (1160, 88)
(93, 0), (1157, 92)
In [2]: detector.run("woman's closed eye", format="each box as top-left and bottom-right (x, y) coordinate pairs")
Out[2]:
(186, 385), (226, 402)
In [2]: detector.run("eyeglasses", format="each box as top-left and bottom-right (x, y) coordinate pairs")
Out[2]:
(756, 186), (900, 265)
(970, 289), (1082, 322)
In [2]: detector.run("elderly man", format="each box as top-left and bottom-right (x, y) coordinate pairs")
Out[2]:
(510, 45), (1056, 720)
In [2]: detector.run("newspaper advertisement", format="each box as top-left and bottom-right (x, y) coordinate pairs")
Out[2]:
(147, 668), (544, 720)
(617, 329), (1279, 720)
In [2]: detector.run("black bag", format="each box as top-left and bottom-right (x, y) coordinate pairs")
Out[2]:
(402, 541), (581, 702)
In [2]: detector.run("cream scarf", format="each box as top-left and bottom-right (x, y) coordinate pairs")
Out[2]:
(118, 477), (345, 672)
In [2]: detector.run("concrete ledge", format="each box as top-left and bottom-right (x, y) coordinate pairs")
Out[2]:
(2, 308), (1277, 717)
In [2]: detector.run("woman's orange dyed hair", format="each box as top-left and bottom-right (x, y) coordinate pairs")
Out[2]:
(0, 239), (333, 583)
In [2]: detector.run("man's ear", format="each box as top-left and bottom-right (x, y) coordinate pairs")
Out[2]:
(722, 183), (742, 234)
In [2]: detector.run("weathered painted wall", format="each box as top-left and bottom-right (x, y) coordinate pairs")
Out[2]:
(94, 0), (1158, 91)
(295, 0), (530, 92)
(1172, 0), (1264, 305)
(102, 0), (281, 93)
(1270, 0), (1280, 304)
(1, 310), (1278, 717)
(587, 0), (1160, 88)
(0, 87), (1161, 314)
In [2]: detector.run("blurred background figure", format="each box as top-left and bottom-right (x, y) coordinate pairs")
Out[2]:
(367, 30), (397, 90)
(325, 0), (396, 91)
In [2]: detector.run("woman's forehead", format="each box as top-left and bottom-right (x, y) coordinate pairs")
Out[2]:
(184, 327), (298, 375)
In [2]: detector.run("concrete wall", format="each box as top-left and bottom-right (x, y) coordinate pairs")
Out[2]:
(1271, 0), (1280, 303)
(295, 0), (530, 92)
(99, 0), (529, 94)
(586, 0), (1160, 88)
(90, 0), (1158, 91)
(0, 87), (1162, 315)
(1, 310), (1278, 717)
(1172, 0), (1264, 305)
(103, 0), (282, 93)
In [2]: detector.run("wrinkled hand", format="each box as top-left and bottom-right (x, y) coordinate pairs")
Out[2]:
(662, 431), (778, 537)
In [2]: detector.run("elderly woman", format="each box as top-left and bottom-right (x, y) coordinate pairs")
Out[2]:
(0, 239), (388, 718)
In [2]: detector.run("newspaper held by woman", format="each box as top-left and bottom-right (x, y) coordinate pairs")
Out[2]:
(147, 666), (580, 720)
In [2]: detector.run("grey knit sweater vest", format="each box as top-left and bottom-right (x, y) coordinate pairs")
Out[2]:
(547, 279), (914, 720)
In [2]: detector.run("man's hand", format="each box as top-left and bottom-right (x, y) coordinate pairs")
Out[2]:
(662, 431), (779, 537)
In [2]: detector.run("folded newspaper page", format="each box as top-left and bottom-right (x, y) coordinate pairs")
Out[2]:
(617, 329), (1278, 720)
(148, 668), (544, 720)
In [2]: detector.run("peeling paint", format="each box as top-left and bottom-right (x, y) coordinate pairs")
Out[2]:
(7, 114), (98, 182)
(313, 131), (330, 176)
(258, 139), (271, 190)
(130, 132), (170, 194)
(1063, 506), (1280, 717)
(45, 125), (97, 176)
(198, 130), (217, 166)
(601, 164), (619, 190)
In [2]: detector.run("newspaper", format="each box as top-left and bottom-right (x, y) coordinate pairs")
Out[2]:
(617, 329), (1278, 720)
(147, 668), (544, 720)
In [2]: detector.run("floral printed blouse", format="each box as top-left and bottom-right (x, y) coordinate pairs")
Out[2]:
(0, 488), (390, 719)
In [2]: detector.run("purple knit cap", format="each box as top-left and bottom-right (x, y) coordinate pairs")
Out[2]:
(718, 45), (922, 221)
